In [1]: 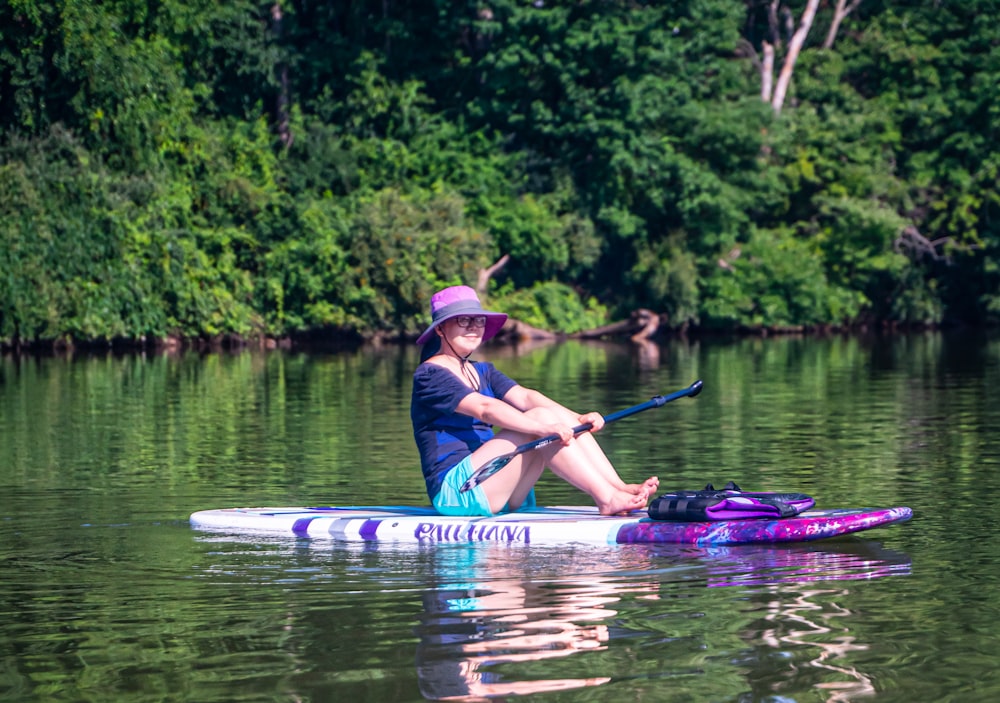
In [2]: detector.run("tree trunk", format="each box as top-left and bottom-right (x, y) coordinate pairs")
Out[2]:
(629, 309), (661, 341)
(476, 254), (510, 298)
(497, 318), (558, 341)
(574, 309), (664, 340)
(271, 3), (292, 147)
(573, 318), (635, 339)
(823, 0), (862, 50)
(766, 0), (782, 48)
(761, 41), (775, 103)
(771, 0), (820, 114)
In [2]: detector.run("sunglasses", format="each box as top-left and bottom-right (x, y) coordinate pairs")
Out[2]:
(453, 315), (487, 329)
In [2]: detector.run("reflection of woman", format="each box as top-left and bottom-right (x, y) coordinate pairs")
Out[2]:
(415, 579), (612, 701)
(411, 285), (658, 518)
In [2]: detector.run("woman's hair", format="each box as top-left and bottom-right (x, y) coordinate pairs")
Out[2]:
(419, 335), (442, 362)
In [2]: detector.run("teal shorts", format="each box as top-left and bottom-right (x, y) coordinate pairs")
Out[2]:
(432, 455), (537, 517)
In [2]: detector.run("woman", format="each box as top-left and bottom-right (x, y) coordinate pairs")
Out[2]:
(411, 285), (658, 517)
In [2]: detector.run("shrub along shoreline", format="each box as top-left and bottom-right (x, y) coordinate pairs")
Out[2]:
(3, 3), (998, 350)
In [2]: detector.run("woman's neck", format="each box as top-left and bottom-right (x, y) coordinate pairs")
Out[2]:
(430, 344), (480, 390)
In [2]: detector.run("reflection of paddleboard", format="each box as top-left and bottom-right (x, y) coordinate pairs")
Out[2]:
(655, 540), (914, 585)
(189, 505), (912, 546)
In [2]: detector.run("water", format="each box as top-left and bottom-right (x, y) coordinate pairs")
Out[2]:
(2, 331), (1000, 702)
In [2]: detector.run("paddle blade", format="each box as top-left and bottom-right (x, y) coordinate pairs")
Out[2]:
(459, 454), (512, 492)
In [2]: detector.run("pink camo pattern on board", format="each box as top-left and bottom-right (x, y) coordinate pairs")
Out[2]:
(615, 507), (913, 546)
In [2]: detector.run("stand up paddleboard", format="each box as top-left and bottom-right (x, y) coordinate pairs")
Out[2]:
(189, 505), (912, 547)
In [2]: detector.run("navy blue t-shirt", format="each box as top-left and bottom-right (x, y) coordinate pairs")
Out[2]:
(411, 361), (518, 500)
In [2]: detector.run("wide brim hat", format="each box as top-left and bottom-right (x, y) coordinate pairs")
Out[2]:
(416, 285), (508, 345)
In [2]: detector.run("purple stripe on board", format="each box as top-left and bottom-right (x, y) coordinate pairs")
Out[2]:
(359, 519), (382, 540)
(292, 518), (316, 535)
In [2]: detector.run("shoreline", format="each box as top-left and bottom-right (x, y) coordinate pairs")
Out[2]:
(0, 320), (978, 357)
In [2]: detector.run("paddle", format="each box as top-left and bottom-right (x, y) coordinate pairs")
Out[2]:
(459, 379), (704, 493)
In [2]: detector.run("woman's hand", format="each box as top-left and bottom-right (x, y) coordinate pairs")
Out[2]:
(578, 411), (605, 433)
(542, 422), (576, 445)
(540, 412), (604, 445)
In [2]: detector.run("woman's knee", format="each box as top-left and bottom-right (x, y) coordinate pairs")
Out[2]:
(522, 406), (570, 424)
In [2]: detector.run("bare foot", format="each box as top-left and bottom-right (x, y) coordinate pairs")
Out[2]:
(597, 489), (647, 516)
(625, 476), (659, 500)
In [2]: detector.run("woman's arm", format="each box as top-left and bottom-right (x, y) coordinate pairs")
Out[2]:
(455, 390), (576, 442)
(503, 386), (606, 432)
(457, 386), (604, 440)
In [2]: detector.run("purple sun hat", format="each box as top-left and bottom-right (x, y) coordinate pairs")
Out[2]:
(416, 285), (508, 345)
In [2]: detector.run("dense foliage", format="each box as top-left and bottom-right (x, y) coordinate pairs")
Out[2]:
(1, 0), (998, 347)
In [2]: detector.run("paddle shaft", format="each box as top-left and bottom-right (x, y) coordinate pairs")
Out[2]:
(459, 379), (703, 492)
(515, 382), (701, 451)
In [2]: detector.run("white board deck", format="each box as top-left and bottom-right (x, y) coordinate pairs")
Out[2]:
(189, 505), (913, 547)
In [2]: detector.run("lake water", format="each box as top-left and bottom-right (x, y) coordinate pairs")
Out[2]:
(2, 331), (1000, 702)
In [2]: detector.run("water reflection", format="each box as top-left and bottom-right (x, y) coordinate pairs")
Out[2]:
(631, 337), (661, 370)
(188, 523), (913, 702)
(411, 544), (664, 701)
(669, 540), (913, 588)
(13, 330), (984, 702)
(403, 540), (911, 701)
(415, 578), (614, 700)
(665, 541), (910, 703)
(747, 585), (877, 702)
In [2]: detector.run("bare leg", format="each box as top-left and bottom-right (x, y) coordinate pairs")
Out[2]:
(577, 433), (660, 499)
(471, 407), (655, 516)
(536, 440), (647, 515)
(470, 437), (546, 514)
(527, 407), (659, 503)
